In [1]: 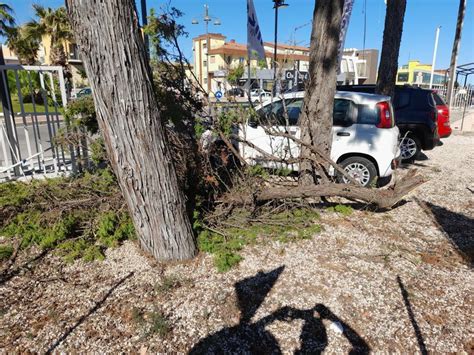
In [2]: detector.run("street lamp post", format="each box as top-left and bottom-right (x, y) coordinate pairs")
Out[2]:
(429, 26), (441, 89)
(192, 4), (221, 94)
(273, 0), (288, 93)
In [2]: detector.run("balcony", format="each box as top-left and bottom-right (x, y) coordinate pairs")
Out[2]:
(68, 44), (82, 63)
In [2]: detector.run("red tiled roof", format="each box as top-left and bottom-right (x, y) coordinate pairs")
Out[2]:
(208, 41), (309, 61)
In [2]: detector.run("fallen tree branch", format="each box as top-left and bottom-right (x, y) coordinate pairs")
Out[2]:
(223, 168), (426, 210)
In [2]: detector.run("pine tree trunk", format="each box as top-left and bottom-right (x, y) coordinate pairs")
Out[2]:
(66, 0), (197, 261)
(446, 0), (466, 107)
(375, 0), (407, 98)
(299, 0), (344, 185)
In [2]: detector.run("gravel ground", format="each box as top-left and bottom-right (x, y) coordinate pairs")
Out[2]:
(1, 133), (473, 353)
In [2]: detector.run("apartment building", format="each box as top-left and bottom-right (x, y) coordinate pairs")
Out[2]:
(192, 33), (379, 94)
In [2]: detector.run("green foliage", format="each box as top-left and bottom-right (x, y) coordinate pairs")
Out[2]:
(148, 309), (170, 337)
(247, 164), (270, 179)
(5, 24), (40, 64)
(90, 137), (107, 165)
(96, 212), (135, 248)
(257, 59), (267, 69)
(0, 173), (134, 263)
(217, 110), (239, 136)
(0, 182), (31, 208)
(274, 167), (292, 177)
(132, 307), (170, 338)
(0, 245), (13, 261)
(326, 204), (353, 216)
(214, 251), (244, 273)
(227, 64), (245, 85)
(155, 274), (190, 294)
(198, 208), (321, 272)
(65, 96), (98, 134)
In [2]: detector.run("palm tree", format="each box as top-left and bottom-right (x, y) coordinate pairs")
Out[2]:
(6, 25), (40, 65)
(0, 3), (14, 36)
(0, 3), (15, 64)
(25, 5), (72, 66)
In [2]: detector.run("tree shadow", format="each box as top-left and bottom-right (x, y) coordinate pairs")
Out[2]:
(0, 249), (49, 286)
(45, 271), (134, 354)
(420, 200), (474, 266)
(396, 276), (427, 355)
(189, 266), (370, 354)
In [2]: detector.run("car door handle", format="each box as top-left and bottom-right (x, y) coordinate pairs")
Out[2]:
(337, 132), (351, 136)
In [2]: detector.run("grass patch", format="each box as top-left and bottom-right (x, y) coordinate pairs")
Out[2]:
(132, 307), (170, 338)
(0, 244), (14, 261)
(326, 204), (353, 216)
(0, 169), (135, 263)
(198, 208), (322, 272)
(155, 274), (191, 294)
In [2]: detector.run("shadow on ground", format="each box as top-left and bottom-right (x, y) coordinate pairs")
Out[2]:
(418, 200), (474, 266)
(190, 266), (370, 354)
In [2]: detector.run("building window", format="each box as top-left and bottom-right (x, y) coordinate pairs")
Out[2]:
(203, 60), (207, 67)
(239, 57), (245, 64)
(210, 56), (216, 64)
(397, 73), (409, 82)
(203, 43), (207, 49)
(203, 78), (208, 84)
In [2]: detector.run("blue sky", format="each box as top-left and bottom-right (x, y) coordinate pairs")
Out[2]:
(5, 0), (474, 72)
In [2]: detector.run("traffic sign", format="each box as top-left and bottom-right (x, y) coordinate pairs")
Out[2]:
(215, 91), (223, 100)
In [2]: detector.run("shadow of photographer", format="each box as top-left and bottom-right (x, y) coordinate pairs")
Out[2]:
(190, 266), (370, 354)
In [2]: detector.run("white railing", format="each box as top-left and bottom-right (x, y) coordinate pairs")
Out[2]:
(0, 65), (79, 181)
(433, 86), (474, 110)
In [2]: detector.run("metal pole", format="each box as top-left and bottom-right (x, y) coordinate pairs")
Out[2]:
(141, 0), (149, 60)
(0, 47), (21, 176)
(205, 5), (211, 116)
(273, 3), (278, 83)
(429, 26), (441, 89)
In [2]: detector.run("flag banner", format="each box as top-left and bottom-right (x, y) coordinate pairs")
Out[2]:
(247, 0), (266, 61)
(337, 0), (354, 74)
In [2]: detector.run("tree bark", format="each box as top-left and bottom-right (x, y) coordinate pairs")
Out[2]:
(446, 0), (466, 107)
(66, 0), (196, 261)
(375, 0), (407, 98)
(299, 0), (344, 185)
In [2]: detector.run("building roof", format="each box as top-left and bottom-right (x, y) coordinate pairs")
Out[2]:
(263, 42), (309, 52)
(193, 33), (226, 41)
(208, 41), (310, 61)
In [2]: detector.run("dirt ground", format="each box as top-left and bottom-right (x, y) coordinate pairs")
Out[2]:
(1, 133), (473, 353)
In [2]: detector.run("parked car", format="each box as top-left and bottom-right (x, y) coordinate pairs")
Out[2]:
(73, 87), (92, 99)
(337, 85), (440, 162)
(240, 91), (400, 187)
(226, 87), (246, 98)
(432, 91), (452, 138)
(250, 89), (272, 103)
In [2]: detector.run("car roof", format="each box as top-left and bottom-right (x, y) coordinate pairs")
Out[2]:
(275, 90), (391, 105)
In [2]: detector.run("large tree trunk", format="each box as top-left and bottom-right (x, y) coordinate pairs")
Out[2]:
(375, 0), (407, 98)
(299, 0), (344, 185)
(66, 0), (197, 261)
(446, 0), (466, 107)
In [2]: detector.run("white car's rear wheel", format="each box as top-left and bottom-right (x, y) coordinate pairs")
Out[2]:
(338, 157), (377, 187)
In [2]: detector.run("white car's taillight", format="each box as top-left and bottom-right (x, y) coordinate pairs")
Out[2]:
(376, 101), (393, 128)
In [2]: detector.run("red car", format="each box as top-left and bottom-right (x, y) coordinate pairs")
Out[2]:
(433, 91), (452, 138)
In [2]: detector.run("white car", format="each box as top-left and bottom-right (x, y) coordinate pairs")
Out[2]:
(250, 89), (272, 103)
(240, 91), (400, 186)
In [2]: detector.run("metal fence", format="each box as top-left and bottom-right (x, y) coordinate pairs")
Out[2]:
(0, 65), (79, 181)
(433, 85), (474, 110)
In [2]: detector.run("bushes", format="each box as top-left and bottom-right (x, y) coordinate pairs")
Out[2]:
(0, 171), (135, 263)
